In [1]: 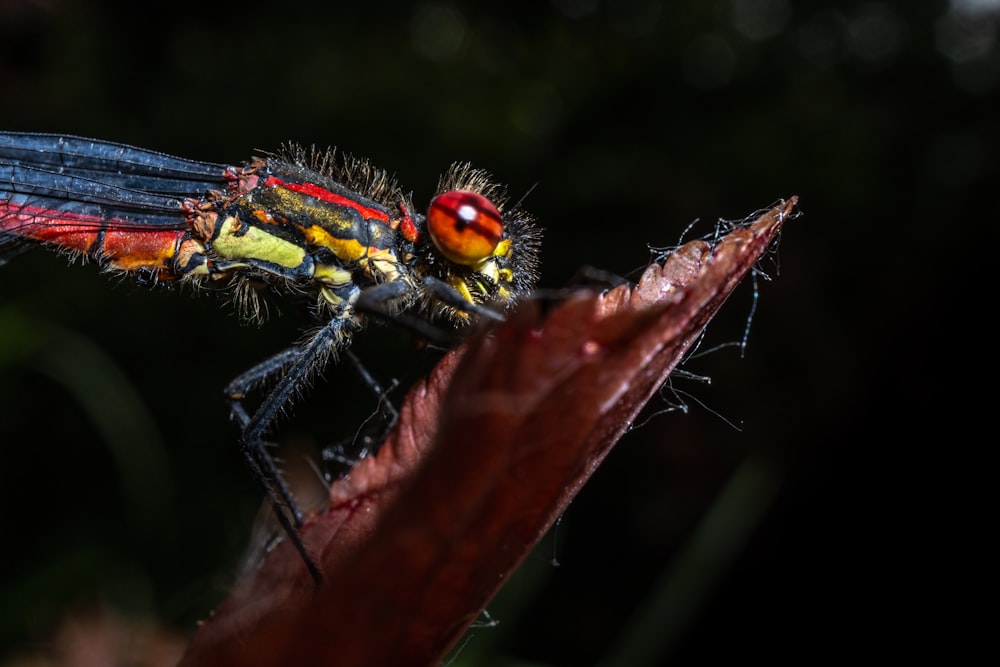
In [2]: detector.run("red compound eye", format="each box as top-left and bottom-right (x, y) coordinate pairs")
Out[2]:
(427, 190), (503, 266)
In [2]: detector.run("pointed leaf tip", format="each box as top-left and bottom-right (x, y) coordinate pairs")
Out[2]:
(179, 197), (797, 667)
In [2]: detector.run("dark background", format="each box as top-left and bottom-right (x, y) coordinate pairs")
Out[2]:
(0, 1), (989, 664)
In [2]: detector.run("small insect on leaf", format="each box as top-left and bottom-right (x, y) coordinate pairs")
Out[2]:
(0, 131), (543, 583)
(179, 197), (798, 667)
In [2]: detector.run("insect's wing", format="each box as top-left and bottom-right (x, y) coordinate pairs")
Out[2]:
(0, 132), (230, 264)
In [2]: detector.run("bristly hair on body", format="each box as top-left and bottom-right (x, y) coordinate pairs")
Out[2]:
(266, 144), (543, 327)
(273, 143), (405, 207)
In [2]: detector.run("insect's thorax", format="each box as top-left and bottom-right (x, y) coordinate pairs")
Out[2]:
(186, 161), (416, 311)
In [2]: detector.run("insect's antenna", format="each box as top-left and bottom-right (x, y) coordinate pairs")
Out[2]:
(508, 182), (538, 212)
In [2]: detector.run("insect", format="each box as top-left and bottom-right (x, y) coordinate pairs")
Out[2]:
(0, 131), (542, 581)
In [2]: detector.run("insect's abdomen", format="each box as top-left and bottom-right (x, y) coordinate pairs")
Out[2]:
(0, 194), (200, 280)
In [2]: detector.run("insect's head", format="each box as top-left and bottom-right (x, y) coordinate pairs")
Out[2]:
(414, 163), (541, 322)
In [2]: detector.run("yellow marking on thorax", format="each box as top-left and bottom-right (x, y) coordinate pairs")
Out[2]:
(315, 264), (354, 286)
(302, 225), (367, 263)
(212, 216), (307, 269)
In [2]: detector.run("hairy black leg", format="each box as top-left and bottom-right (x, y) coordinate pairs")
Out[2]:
(226, 319), (354, 586)
(225, 347), (302, 402)
(354, 280), (461, 347)
(230, 400), (322, 584)
(321, 350), (401, 471)
(226, 347), (308, 526)
(422, 276), (506, 321)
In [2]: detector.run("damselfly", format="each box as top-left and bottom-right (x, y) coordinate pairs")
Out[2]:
(0, 131), (542, 581)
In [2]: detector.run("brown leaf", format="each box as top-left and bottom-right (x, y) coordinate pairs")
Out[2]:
(179, 197), (798, 667)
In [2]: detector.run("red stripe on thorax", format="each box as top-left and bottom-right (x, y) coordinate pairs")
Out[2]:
(263, 176), (390, 222)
